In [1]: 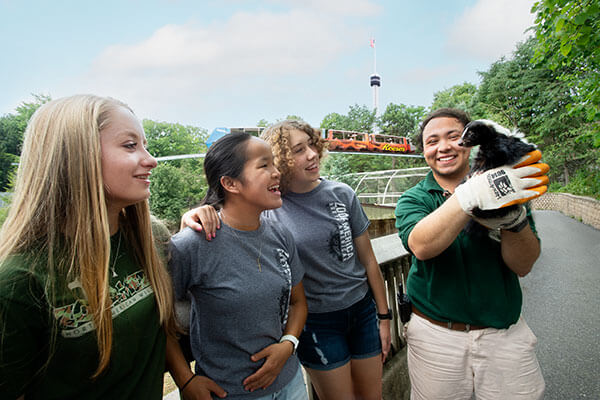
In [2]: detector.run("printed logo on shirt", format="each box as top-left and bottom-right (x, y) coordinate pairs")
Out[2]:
(327, 202), (354, 262)
(53, 270), (153, 338)
(275, 248), (292, 326)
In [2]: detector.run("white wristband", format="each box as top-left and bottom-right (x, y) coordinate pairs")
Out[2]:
(279, 334), (299, 354)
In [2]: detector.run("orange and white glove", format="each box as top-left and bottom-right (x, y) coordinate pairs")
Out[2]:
(455, 151), (549, 212)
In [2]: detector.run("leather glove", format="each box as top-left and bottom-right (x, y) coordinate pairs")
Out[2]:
(455, 162), (549, 212)
(471, 205), (529, 231)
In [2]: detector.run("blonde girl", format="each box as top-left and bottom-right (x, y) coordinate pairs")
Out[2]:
(0, 95), (176, 399)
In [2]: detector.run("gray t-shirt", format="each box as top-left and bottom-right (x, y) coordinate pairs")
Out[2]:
(169, 216), (304, 399)
(264, 179), (370, 313)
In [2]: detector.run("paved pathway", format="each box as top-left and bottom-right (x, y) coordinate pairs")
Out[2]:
(521, 211), (599, 399)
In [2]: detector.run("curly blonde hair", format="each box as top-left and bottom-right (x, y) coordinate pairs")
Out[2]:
(260, 119), (328, 193)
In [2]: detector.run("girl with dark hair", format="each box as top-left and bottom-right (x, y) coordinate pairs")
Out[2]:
(167, 132), (308, 400)
(183, 121), (391, 400)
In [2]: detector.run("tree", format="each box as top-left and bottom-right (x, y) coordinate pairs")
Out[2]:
(475, 36), (598, 195)
(430, 82), (479, 116)
(142, 120), (209, 229)
(0, 94), (51, 191)
(143, 120), (207, 158)
(321, 104), (376, 132)
(256, 119), (269, 127)
(149, 161), (206, 231)
(378, 103), (427, 142)
(531, 0), (600, 146)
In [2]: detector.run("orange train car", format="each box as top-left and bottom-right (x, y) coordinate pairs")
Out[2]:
(324, 129), (414, 154)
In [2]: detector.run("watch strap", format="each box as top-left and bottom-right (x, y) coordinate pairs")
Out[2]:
(507, 217), (529, 232)
(377, 309), (393, 320)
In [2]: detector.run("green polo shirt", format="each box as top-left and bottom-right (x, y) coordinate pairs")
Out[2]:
(395, 172), (538, 329)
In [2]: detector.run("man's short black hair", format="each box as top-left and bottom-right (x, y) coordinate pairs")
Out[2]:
(416, 108), (471, 151)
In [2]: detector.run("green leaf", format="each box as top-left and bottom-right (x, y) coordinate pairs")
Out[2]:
(574, 13), (588, 25)
(576, 34), (590, 46)
(556, 18), (565, 32)
(560, 42), (572, 56)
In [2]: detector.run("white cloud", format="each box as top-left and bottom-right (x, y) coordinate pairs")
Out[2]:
(71, 5), (373, 124)
(444, 0), (536, 61)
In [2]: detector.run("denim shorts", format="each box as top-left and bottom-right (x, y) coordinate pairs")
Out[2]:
(252, 366), (308, 400)
(297, 290), (382, 371)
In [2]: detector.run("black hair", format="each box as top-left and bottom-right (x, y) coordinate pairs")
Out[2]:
(416, 108), (471, 151)
(201, 132), (253, 208)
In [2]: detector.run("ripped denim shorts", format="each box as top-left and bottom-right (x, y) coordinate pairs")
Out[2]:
(297, 290), (382, 371)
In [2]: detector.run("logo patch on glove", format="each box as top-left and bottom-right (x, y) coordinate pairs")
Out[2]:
(487, 170), (515, 199)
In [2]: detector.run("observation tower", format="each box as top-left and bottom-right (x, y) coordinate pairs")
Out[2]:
(369, 38), (381, 132)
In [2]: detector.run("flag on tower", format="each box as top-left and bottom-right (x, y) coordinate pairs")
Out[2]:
(370, 38), (375, 48)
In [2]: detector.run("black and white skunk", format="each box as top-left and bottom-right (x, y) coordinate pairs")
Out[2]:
(458, 119), (536, 235)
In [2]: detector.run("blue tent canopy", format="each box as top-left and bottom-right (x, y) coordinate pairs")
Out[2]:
(206, 127), (231, 148)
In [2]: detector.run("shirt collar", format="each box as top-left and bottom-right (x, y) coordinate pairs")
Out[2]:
(422, 171), (445, 194)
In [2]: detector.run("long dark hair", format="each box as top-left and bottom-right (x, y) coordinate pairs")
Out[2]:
(201, 132), (252, 208)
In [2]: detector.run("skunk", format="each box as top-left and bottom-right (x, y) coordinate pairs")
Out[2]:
(458, 119), (536, 236)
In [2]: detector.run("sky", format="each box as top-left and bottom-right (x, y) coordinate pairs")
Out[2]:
(0, 0), (537, 131)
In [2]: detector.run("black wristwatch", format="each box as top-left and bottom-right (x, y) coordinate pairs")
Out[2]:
(377, 309), (393, 320)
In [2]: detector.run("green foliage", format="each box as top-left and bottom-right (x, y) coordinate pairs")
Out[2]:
(550, 168), (600, 200)
(378, 103), (427, 142)
(431, 83), (480, 117)
(531, 0), (600, 146)
(144, 120), (207, 158)
(321, 104), (376, 132)
(256, 118), (269, 127)
(0, 192), (12, 228)
(142, 120), (208, 228)
(0, 94), (51, 191)
(474, 36), (598, 191)
(149, 160), (206, 231)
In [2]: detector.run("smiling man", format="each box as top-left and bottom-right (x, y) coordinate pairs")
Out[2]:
(395, 108), (547, 399)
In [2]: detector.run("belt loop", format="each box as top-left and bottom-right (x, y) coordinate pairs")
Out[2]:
(447, 322), (452, 329)
(466, 324), (471, 332)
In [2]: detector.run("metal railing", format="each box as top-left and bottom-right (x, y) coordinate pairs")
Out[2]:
(371, 233), (412, 353)
(307, 232), (412, 400)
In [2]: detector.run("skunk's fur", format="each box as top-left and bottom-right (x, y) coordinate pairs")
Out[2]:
(459, 119), (536, 236)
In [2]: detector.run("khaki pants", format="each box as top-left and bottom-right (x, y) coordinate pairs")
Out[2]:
(406, 313), (545, 400)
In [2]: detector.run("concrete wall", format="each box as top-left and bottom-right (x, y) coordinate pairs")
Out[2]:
(532, 192), (600, 230)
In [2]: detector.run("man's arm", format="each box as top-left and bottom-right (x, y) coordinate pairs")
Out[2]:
(500, 225), (540, 277)
(407, 195), (470, 260)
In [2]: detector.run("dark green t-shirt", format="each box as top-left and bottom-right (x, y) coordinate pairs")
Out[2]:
(395, 172), (538, 329)
(0, 232), (166, 399)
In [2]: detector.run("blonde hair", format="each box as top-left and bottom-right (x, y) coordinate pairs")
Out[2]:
(0, 94), (175, 377)
(260, 119), (328, 193)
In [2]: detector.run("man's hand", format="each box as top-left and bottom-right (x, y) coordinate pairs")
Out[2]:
(242, 342), (292, 392)
(455, 162), (549, 213)
(471, 205), (527, 231)
(181, 375), (227, 400)
(180, 205), (220, 240)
